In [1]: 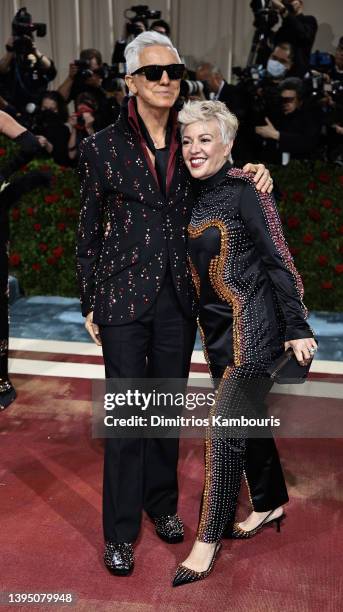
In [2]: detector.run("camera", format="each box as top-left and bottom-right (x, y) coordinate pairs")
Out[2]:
(124, 5), (162, 36)
(250, 0), (278, 32)
(74, 60), (94, 80)
(11, 7), (46, 55)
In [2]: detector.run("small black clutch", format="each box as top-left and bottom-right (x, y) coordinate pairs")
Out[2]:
(266, 347), (314, 384)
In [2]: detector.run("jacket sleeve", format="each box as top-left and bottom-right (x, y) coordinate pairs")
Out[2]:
(76, 137), (104, 317)
(278, 15), (317, 47)
(238, 180), (313, 341)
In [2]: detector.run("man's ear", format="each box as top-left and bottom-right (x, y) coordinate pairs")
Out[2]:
(125, 75), (137, 95)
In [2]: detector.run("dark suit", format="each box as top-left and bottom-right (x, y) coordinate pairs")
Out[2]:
(77, 98), (197, 542)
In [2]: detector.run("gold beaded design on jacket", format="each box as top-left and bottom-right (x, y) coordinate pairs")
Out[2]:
(188, 220), (242, 367)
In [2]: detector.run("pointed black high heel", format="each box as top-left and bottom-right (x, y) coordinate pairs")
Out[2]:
(231, 510), (285, 539)
(172, 542), (222, 587)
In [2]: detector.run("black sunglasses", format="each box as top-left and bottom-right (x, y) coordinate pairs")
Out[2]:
(131, 63), (185, 81)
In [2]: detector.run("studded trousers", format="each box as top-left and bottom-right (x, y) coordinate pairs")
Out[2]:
(197, 363), (287, 543)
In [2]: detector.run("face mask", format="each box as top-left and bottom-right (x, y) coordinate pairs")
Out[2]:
(39, 109), (59, 123)
(267, 59), (287, 79)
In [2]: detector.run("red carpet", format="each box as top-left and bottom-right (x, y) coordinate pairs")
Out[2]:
(1, 373), (342, 611)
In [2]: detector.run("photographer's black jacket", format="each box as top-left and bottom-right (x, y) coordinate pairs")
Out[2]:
(254, 106), (320, 164)
(76, 97), (196, 324)
(0, 58), (57, 111)
(274, 13), (318, 77)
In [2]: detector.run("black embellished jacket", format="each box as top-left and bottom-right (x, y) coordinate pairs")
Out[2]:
(188, 164), (314, 370)
(76, 98), (196, 325)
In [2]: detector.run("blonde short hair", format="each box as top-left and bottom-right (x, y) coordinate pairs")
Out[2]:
(178, 100), (238, 144)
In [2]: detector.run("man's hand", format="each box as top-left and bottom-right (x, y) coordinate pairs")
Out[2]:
(85, 311), (102, 346)
(68, 62), (79, 80)
(285, 338), (318, 366)
(271, 0), (288, 13)
(255, 118), (280, 141)
(242, 163), (274, 193)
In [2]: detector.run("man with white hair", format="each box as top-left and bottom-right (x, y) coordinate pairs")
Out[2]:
(76, 31), (272, 576)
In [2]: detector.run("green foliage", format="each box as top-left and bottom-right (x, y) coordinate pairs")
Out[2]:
(272, 161), (343, 311)
(1, 136), (342, 310)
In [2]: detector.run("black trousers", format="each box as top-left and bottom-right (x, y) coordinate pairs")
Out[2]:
(99, 271), (196, 543)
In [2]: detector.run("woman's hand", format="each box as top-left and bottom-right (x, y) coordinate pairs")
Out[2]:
(85, 311), (102, 346)
(284, 338), (318, 366)
(243, 163), (273, 193)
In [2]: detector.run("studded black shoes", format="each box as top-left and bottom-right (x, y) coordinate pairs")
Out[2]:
(172, 542), (222, 587)
(103, 542), (134, 576)
(231, 510), (285, 539)
(153, 513), (184, 543)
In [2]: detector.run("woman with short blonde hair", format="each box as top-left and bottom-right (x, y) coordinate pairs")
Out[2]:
(172, 100), (317, 587)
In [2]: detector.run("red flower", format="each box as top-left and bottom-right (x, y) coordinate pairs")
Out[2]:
(20, 164), (28, 172)
(318, 172), (330, 184)
(303, 233), (314, 245)
(27, 207), (34, 216)
(321, 231), (330, 241)
(33, 223), (41, 232)
(308, 181), (318, 190)
(317, 255), (328, 266)
(281, 190), (288, 200)
(39, 164), (50, 172)
(321, 281), (333, 289)
(321, 199), (333, 209)
(308, 208), (321, 222)
(52, 246), (64, 259)
(57, 222), (66, 232)
(11, 208), (20, 221)
(339, 225), (343, 235)
(339, 245), (343, 254)
(32, 263), (41, 271)
(0, 147), (6, 157)
(39, 243), (48, 252)
(289, 246), (300, 256)
(44, 194), (60, 204)
(335, 264), (343, 274)
(47, 256), (57, 265)
(9, 253), (21, 266)
(287, 216), (300, 229)
(63, 188), (74, 198)
(339, 176), (343, 186)
(333, 208), (341, 216)
(292, 191), (304, 203)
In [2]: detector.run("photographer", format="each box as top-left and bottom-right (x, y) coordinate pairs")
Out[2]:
(58, 49), (113, 129)
(67, 94), (99, 163)
(31, 91), (70, 166)
(0, 9), (56, 113)
(254, 76), (320, 163)
(272, 0), (318, 77)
